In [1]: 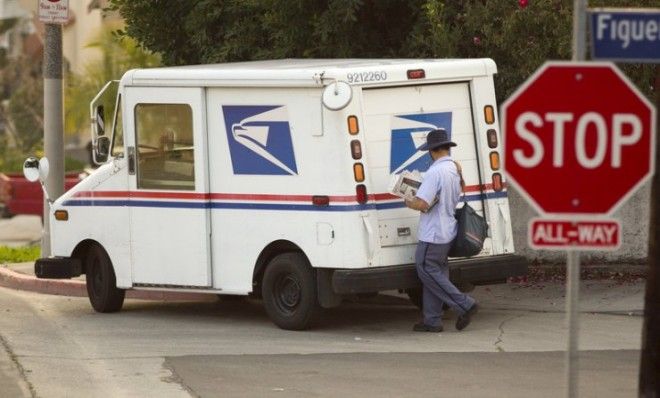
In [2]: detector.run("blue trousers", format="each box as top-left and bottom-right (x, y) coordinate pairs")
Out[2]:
(415, 241), (475, 327)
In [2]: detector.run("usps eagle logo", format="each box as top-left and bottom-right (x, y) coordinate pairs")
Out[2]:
(222, 105), (298, 175)
(389, 112), (452, 174)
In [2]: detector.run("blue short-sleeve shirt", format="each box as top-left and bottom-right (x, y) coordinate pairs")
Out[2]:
(415, 156), (462, 244)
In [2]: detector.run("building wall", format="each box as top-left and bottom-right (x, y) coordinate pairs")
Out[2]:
(17, 0), (107, 74)
(508, 180), (652, 264)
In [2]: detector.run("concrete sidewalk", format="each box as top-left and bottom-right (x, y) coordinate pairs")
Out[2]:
(0, 260), (646, 315)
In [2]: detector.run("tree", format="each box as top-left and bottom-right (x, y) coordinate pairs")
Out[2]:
(3, 56), (44, 153)
(108, 0), (657, 104)
(64, 22), (160, 138)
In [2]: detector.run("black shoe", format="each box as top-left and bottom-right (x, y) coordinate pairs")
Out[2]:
(413, 322), (443, 333)
(455, 303), (479, 331)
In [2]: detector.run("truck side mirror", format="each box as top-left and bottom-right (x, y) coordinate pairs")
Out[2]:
(23, 157), (52, 204)
(95, 136), (110, 163)
(23, 157), (40, 182)
(94, 105), (105, 136)
(23, 157), (49, 182)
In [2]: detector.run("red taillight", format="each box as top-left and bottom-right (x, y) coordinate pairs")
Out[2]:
(312, 195), (330, 206)
(492, 173), (503, 192)
(407, 69), (426, 79)
(487, 129), (498, 148)
(350, 140), (362, 160)
(356, 184), (368, 204)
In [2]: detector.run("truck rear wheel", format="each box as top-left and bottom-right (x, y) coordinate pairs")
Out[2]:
(85, 245), (125, 313)
(262, 253), (319, 330)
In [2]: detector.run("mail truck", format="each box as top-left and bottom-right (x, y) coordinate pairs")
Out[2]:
(30, 59), (527, 329)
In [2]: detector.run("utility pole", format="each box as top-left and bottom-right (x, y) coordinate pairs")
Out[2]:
(639, 65), (660, 397)
(41, 23), (64, 257)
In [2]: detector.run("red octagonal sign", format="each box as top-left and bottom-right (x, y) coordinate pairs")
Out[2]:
(502, 62), (656, 215)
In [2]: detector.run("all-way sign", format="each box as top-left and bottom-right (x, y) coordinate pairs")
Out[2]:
(529, 218), (621, 251)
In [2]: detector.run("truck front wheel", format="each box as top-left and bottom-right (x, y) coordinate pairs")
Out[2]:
(85, 245), (125, 313)
(262, 253), (319, 330)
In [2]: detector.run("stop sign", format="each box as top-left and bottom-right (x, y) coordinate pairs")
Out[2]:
(502, 62), (655, 215)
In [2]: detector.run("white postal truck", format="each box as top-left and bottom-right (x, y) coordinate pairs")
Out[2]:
(30, 59), (527, 330)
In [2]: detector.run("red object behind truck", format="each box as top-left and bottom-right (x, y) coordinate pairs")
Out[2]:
(0, 173), (83, 218)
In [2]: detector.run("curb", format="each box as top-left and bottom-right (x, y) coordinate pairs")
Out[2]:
(0, 266), (216, 302)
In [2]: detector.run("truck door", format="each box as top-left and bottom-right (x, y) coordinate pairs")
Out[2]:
(124, 87), (212, 287)
(361, 82), (486, 250)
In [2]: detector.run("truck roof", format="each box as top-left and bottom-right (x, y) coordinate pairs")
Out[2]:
(121, 58), (497, 88)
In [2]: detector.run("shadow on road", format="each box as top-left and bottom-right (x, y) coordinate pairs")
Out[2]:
(98, 294), (423, 331)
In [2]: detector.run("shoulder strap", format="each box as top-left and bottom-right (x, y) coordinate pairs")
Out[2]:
(453, 160), (466, 193)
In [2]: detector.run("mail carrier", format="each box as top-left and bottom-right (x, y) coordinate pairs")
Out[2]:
(30, 59), (527, 330)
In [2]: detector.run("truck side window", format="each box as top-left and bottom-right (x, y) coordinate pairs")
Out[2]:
(134, 103), (195, 191)
(111, 95), (123, 157)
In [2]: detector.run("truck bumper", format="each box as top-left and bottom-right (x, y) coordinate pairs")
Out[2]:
(331, 254), (528, 294)
(35, 257), (83, 279)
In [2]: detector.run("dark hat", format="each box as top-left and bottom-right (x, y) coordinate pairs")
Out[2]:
(418, 129), (457, 151)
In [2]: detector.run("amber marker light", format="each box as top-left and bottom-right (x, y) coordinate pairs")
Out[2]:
(353, 163), (365, 182)
(348, 115), (359, 135)
(489, 151), (500, 170)
(54, 210), (69, 221)
(484, 105), (495, 124)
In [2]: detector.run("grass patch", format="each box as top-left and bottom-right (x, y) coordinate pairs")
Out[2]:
(0, 246), (40, 263)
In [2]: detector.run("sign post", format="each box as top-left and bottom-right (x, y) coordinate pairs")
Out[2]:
(569, 3), (586, 395)
(38, 0), (68, 257)
(502, 59), (655, 397)
(587, 7), (660, 393)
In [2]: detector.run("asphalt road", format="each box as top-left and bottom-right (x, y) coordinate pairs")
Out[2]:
(166, 350), (640, 398)
(0, 279), (645, 397)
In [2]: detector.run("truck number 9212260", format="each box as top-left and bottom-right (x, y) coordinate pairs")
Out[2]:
(347, 71), (388, 83)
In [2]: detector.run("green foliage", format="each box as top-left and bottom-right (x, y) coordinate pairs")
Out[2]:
(3, 56), (44, 152)
(108, 0), (657, 104)
(0, 246), (40, 263)
(65, 22), (161, 137)
(0, 149), (87, 173)
(108, 0), (423, 63)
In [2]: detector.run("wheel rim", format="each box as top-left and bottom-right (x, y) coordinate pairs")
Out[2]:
(273, 274), (302, 315)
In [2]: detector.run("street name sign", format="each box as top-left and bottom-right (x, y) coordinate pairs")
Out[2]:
(589, 8), (660, 63)
(529, 218), (621, 250)
(38, 0), (69, 24)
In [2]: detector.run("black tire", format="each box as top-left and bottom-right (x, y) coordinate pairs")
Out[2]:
(85, 244), (125, 313)
(406, 287), (423, 310)
(262, 253), (319, 330)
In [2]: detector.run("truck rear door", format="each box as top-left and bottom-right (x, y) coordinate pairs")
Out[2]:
(361, 82), (485, 250)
